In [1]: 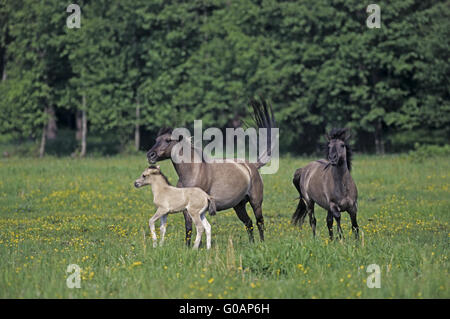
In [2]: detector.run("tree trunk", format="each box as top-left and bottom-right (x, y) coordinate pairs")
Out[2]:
(1, 47), (6, 82)
(76, 109), (82, 140)
(374, 120), (385, 154)
(46, 105), (57, 140)
(39, 106), (56, 157)
(135, 102), (140, 151)
(39, 123), (46, 158)
(80, 94), (87, 157)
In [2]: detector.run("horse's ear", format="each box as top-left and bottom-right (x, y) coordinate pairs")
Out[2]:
(325, 133), (330, 142)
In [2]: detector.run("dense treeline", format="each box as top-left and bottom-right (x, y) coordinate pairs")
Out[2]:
(0, 0), (448, 156)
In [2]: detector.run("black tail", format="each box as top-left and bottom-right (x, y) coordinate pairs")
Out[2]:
(208, 197), (216, 216)
(249, 97), (277, 169)
(292, 168), (307, 226)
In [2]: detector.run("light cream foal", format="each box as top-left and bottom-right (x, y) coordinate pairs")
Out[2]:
(134, 165), (212, 249)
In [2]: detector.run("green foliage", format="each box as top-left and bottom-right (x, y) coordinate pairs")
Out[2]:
(408, 143), (450, 163)
(0, 0), (449, 155)
(0, 140), (39, 157)
(0, 0), (68, 139)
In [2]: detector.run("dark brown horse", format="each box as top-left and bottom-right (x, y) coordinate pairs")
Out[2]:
(292, 128), (359, 240)
(146, 99), (276, 245)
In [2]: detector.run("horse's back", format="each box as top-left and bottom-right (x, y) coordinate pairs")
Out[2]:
(296, 160), (330, 206)
(298, 160), (328, 180)
(203, 160), (261, 210)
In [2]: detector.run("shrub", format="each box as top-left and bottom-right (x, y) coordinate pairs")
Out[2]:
(408, 143), (450, 162)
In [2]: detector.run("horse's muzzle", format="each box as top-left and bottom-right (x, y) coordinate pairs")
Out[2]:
(328, 155), (338, 166)
(147, 151), (157, 164)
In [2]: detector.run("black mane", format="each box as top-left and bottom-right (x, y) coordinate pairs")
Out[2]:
(324, 128), (353, 171)
(157, 127), (173, 137)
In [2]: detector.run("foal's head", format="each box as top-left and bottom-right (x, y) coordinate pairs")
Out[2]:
(134, 165), (169, 188)
(325, 128), (352, 171)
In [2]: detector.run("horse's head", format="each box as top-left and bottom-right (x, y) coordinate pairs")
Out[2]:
(146, 128), (179, 164)
(134, 165), (161, 188)
(325, 128), (352, 170)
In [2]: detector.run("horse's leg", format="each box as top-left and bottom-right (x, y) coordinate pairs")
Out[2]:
(149, 208), (166, 248)
(200, 209), (212, 249)
(249, 198), (264, 242)
(335, 215), (344, 240)
(182, 209), (193, 247)
(308, 204), (317, 237)
(348, 204), (359, 239)
(190, 211), (205, 249)
(329, 202), (342, 240)
(159, 214), (168, 246)
(177, 181), (193, 247)
(233, 199), (254, 243)
(326, 210), (334, 240)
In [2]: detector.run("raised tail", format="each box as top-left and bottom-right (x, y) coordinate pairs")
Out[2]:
(249, 98), (277, 169)
(292, 168), (307, 226)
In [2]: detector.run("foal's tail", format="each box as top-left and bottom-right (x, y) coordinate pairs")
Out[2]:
(291, 168), (307, 226)
(208, 196), (217, 216)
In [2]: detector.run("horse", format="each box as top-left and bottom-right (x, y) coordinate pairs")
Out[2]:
(146, 98), (276, 245)
(292, 128), (359, 240)
(134, 165), (214, 249)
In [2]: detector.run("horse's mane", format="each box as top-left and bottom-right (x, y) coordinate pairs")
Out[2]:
(157, 127), (173, 136)
(324, 128), (353, 171)
(148, 165), (172, 185)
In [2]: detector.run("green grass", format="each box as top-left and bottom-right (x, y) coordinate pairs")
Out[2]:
(0, 154), (448, 298)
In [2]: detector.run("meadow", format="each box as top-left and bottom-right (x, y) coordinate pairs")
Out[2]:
(0, 154), (448, 298)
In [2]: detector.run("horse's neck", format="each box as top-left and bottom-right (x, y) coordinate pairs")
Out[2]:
(171, 144), (205, 184)
(330, 162), (350, 196)
(150, 175), (171, 197)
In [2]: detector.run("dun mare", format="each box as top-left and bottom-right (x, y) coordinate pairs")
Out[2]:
(292, 128), (359, 239)
(146, 99), (276, 245)
(134, 166), (214, 249)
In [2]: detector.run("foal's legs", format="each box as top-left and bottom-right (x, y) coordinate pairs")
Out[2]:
(200, 209), (212, 249)
(159, 214), (168, 246)
(233, 199), (254, 243)
(189, 210), (205, 249)
(149, 208), (167, 248)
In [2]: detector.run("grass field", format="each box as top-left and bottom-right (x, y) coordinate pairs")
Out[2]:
(0, 154), (448, 298)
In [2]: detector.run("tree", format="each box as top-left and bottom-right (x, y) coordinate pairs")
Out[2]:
(0, 0), (68, 156)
